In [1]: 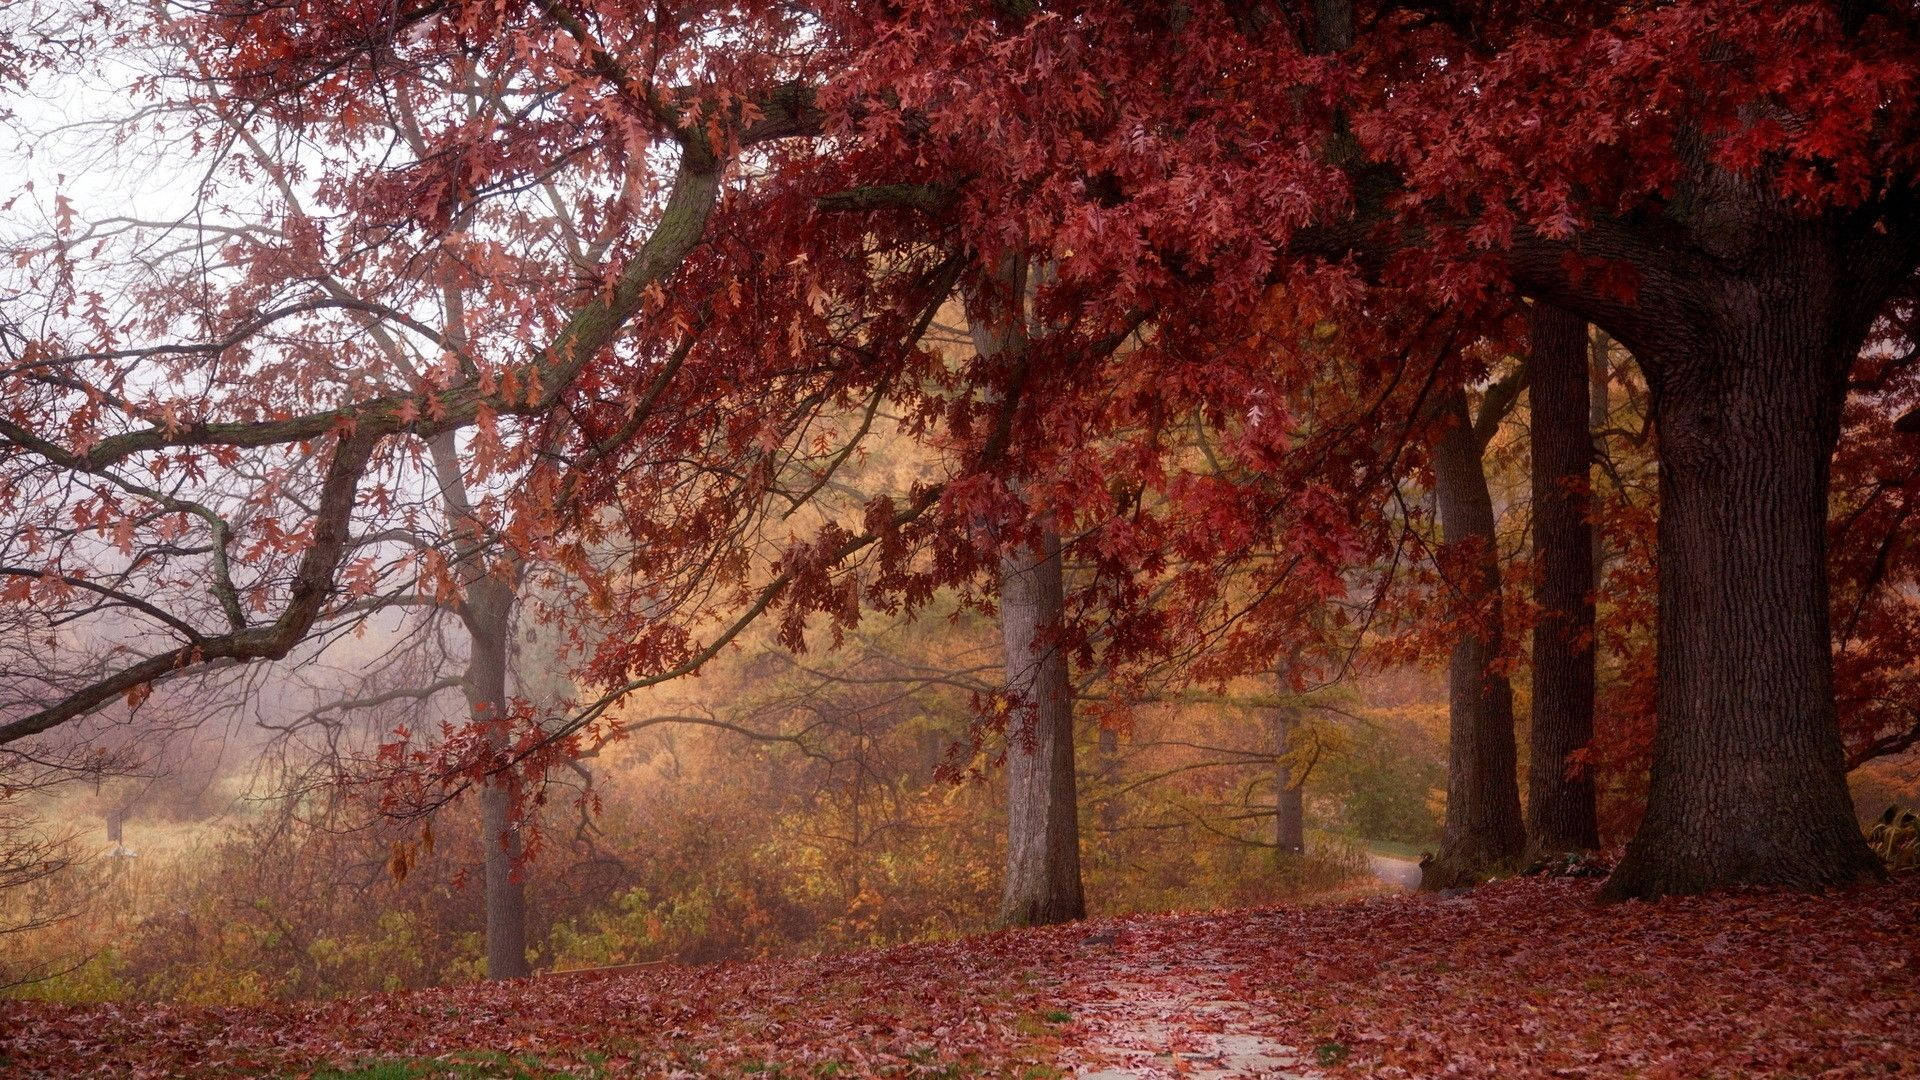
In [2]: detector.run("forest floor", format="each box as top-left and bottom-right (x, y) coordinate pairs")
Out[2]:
(2, 873), (1916, 1079)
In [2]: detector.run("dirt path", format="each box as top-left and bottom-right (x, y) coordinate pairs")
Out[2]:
(1056, 931), (1322, 1080)
(1055, 856), (1416, 1077)
(1365, 852), (1423, 890)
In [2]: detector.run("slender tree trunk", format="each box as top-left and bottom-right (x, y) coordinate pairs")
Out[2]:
(967, 257), (1086, 927)
(1275, 781), (1306, 857)
(1602, 237), (1882, 899)
(1272, 707), (1306, 857)
(1425, 383), (1526, 888)
(479, 775), (529, 981)
(1526, 303), (1601, 858)
(997, 531), (1087, 926)
(427, 429), (529, 979)
(466, 575), (529, 980)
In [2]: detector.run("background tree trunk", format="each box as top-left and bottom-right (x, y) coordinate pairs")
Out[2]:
(427, 429), (530, 979)
(1526, 303), (1601, 859)
(1426, 382), (1526, 888)
(466, 575), (529, 981)
(1603, 231), (1882, 899)
(1272, 706), (1306, 857)
(997, 531), (1087, 926)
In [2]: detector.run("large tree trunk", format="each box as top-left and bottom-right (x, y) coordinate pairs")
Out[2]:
(1601, 233), (1883, 899)
(467, 575), (530, 980)
(1526, 303), (1601, 859)
(997, 531), (1087, 926)
(1272, 706), (1306, 857)
(1425, 383), (1526, 889)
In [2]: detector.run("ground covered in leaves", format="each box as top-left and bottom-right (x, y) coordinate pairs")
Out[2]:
(4, 874), (1916, 1078)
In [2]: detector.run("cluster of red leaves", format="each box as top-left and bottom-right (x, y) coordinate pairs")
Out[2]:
(7, 875), (1916, 1077)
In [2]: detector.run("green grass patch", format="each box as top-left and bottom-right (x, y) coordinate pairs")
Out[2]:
(1353, 837), (1430, 861)
(1313, 1041), (1351, 1066)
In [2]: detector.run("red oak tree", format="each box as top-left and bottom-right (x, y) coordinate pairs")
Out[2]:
(6, 0), (1920, 936)
(760, 0), (1920, 896)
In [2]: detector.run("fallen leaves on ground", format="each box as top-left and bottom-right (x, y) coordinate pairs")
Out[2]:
(1085, 874), (1920, 1078)
(4, 874), (1916, 1078)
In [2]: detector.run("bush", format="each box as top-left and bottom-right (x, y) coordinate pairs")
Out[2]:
(1868, 806), (1919, 872)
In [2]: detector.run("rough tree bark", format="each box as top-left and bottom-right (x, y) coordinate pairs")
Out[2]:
(1525, 302), (1601, 859)
(1425, 382), (1527, 889)
(997, 530), (1087, 926)
(1504, 154), (1920, 897)
(1595, 214), (1889, 899)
